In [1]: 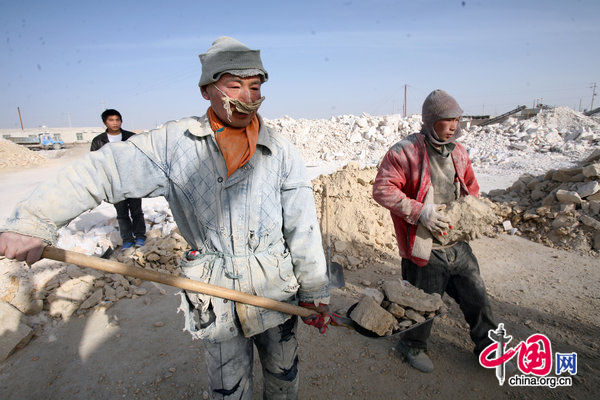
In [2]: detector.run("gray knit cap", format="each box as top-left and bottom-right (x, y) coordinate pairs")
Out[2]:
(422, 89), (463, 127)
(198, 36), (268, 87)
(421, 89), (463, 145)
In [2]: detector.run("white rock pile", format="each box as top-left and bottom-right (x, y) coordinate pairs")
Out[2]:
(266, 113), (422, 164)
(267, 106), (600, 179)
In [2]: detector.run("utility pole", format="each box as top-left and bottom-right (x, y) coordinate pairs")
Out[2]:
(578, 98), (582, 112)
(403, 84), (407, 118)
(591, 82), (597, 110)
(17, 107), (24, 130)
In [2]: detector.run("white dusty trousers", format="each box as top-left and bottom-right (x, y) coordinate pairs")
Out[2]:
(203, 316), (299, 400)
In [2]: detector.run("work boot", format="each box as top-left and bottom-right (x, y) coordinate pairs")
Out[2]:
(398, 342), (434, 373)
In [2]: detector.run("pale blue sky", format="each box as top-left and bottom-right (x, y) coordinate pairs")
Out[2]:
(1, 0), (598, 130)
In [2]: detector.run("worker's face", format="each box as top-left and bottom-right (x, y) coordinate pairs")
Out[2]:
(433, 117), (460, 142)
(104, 115), (122, 133)
(201, 74), (263, 128)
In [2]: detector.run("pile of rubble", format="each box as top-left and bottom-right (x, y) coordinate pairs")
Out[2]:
(462, 107), (599, 177)
(266, 113), (422, 165)
(312, 163), (398, 270)
(349, 280), (444, 336)
(0, 198), (190, 359)
(1, 228), (188, 318)
(486, 150), (600, 252)
(267, 107), (600, 176)
(0, 138), (46, 169)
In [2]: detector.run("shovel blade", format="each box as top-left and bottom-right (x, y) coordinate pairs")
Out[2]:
(100, 246), (114, 259)
(328, 261), (345, 288)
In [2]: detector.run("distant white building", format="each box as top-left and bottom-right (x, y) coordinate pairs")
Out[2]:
(1, 127), (105, 144)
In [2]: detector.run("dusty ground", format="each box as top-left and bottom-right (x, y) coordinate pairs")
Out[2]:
(0, 145), (599, 399)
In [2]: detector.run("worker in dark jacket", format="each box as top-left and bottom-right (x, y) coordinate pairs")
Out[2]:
(90, 109), (146, 248)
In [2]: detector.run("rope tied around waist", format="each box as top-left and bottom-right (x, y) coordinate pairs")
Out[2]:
(185, 243), (278, 280)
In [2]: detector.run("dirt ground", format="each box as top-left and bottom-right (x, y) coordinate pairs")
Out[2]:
(0, 145), (599, 400)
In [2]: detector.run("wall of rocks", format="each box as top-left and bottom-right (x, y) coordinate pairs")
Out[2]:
(487, 149), (600, 252)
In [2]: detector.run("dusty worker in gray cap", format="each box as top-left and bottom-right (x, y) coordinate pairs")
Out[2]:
(0, 36), (333, 399)
(372, 90), (514, 374)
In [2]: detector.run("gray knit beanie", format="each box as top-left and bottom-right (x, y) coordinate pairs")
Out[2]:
(421, 89), (463, 145)
(198, 36), (268, 87)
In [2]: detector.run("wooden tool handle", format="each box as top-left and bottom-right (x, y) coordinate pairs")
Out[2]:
(42, 246), (314, 318)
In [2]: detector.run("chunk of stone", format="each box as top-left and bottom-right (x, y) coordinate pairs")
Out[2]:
(133, 287), (148, 296)
(555, 190), (582, 205)
(146, 253), (160, 262)
(349, 296), (399, 336)
(397, 320), (413, 329)
(590, 201), (600, 215)
(362, 288), (384, 305)
(47, 277), (95, 320)
(104, 286), (117, 302)
(405, 308), (426, 323)
(552, 215), (579, 230)
(576, 181), (600, 198)
(0, 302), (33, 362)
(382, 281), (443, 312)
(582, 163), (600, 178)
(79, 289), (103, 310)
(387, 303), (405, 318)
(552, 168), (583, 182)
(115, 286), (127, 299)
(579, 215), (600, 230)
(437, 196), (499, 245)
(346, 255), (361, 267)
(0, 262), (40, 315)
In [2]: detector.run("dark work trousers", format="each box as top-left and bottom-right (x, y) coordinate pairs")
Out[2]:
(400, 241), (497, 354)
(113, 198), (146, 243)
(203, 317), (299, 400)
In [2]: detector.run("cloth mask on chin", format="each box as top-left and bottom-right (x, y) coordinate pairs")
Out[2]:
(212, 84), (265, 122)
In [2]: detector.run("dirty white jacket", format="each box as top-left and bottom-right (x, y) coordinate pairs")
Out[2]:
(1, 113), (329, 342)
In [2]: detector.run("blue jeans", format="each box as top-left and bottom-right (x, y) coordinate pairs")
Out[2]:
(203, 317), (299, 400)
(400, 242), (497, 354)
(113, 198), (145, 242)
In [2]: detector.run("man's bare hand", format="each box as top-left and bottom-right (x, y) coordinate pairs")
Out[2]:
(0, 232), (46, 265)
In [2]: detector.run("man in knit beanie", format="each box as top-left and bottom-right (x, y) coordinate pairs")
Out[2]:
(0, 36), (332, 399)
(373, 90), (513, 374)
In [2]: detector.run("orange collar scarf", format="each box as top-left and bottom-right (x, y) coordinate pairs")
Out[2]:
(208, 107), (259, 178)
